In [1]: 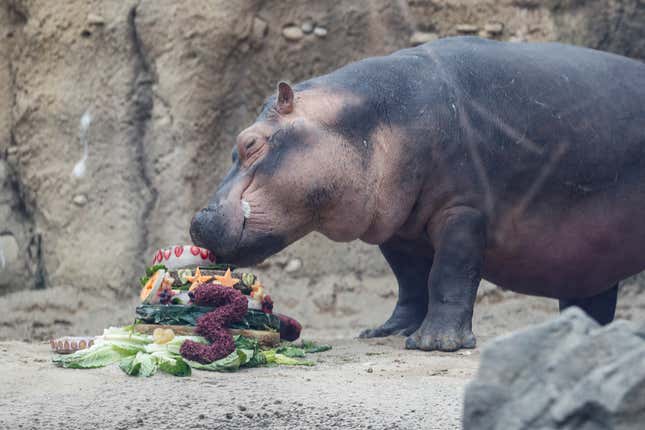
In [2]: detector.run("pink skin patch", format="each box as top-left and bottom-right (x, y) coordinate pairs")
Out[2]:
(164, 249), (171, 260)
(190, 246), (201, 256)
(174, 246), (184, 258)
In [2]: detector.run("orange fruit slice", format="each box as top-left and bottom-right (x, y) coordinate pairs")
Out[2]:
(140, 269), (165, 302)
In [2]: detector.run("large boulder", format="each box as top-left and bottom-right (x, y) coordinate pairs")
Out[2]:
(463, 307), (645, 430)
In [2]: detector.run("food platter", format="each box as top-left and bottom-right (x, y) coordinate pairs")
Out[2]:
(50, 244), (328, 377)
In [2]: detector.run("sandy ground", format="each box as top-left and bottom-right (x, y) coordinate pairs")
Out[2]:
(1, 278), (643, 430)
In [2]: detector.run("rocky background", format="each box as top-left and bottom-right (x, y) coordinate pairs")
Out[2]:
(1, 0), (644, 340)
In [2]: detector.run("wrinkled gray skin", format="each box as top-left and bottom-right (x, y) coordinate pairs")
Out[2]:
(191, 37), (645, 351)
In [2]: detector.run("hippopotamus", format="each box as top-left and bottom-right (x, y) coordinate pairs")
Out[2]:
(190, 36), (645, 351)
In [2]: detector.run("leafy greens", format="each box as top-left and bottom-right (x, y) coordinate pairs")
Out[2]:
(52, 326), (330, 377)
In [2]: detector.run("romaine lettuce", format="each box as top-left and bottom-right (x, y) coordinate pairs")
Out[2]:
(53, 344), (129, 369)
(185, 350), (242, 372)
(119, 351), (158, 377)
(262, 350), (314, 366)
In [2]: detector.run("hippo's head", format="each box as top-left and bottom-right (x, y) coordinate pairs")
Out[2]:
(190, 82), (380, 266)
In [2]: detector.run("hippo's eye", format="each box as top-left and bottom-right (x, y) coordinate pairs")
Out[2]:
(236, 136), (266, 166)
(244, 138), (257, 152)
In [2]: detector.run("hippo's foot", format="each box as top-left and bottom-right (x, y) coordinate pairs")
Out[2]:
(358, 301), (426, 338)
(359, 317), (423, 338)
(405, 319), (476, 352)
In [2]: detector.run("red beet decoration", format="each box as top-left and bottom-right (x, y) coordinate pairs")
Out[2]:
(179, 283), (248, 364)
(261, 295), (274, 314)
(276, 313), (302, 342)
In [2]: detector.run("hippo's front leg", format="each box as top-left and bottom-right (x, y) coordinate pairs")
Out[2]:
(406, 207), (485, 351)
(359, 238), (432, 338)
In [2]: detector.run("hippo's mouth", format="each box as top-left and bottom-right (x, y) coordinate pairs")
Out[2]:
(221, 224), (286, 267)
(210, 194), (285, 267)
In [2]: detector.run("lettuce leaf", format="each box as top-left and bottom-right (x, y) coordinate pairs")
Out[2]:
(262, 350), (314, 366)
(234, 336), (263, 367)
(299, 340), (332, 353)
(99, 327), (152, 345)
(275, 346), (306, 358)
(118, 355), (138, 375)
(151, 352), (191, 377)
(233, 335), (258, 350)
(53, 344), (129, 369)
(119, 351), (158, 377)
(246, 350), (268, 367)
(53, 327), (151, 370)
(185, 350), (242, 372)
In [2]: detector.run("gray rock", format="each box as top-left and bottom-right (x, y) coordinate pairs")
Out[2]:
(72, 194), (88, 207)
(282, 25), (303, 41)
(409, 31), (438, 46)
(484, 23), (503, 35)
(456, 24), (478, 34)
(463, 308), (645, 430)
(313, 26), (327, 38)
(301, 20), (314, 34)
(87, 13), (105, 26)
(252, 17), (268, 40)
(284, 258), (302, 273)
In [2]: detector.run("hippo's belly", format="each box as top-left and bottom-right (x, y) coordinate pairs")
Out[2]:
(481, 185), (645, 299)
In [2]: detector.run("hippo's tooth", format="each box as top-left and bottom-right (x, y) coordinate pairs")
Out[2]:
(241, 200), (251, 219)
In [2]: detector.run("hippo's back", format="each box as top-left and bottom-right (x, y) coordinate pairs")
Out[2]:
(415, 37), (645, 203)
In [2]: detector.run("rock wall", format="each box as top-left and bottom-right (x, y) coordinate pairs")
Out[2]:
(1, 0), (644, 297)
(1, 3), (40, 293)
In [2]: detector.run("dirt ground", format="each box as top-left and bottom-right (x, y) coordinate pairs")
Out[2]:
(2, 277), (645, 429)
(0, 286), (555, 430)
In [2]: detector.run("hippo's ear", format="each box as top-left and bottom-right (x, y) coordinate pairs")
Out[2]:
(276, 81), (294, 115)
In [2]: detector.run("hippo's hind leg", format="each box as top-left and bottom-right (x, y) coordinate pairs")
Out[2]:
(359, 239), (431, 338)
(406, 207), (485, 351)
(559, 284), (618, 325)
